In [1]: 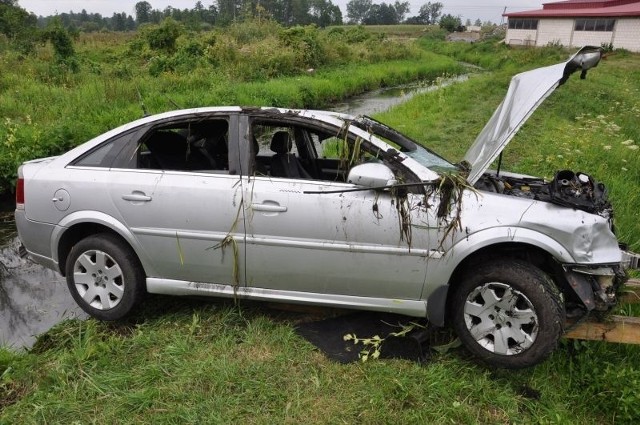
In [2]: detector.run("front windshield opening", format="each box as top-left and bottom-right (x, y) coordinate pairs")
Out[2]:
(351, 116), (457, 173)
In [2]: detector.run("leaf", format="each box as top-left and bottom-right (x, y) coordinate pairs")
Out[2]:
(432, 337), (462, 354)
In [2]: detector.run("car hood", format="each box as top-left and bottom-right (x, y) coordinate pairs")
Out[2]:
(463, 46), (603, 185)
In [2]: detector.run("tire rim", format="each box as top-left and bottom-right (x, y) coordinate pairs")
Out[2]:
(463, 282), (539, 355)
(73, 249), (124, 310)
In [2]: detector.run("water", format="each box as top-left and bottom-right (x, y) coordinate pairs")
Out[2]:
(0, 75), (468, 350)
(0, 206), (86, 350)
(330, 75), (468, 116)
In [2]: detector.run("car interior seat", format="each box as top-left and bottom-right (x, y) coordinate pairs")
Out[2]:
(269, 131), (311, 178)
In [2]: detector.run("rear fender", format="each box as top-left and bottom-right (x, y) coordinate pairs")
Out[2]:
(52, 211), (157, 276)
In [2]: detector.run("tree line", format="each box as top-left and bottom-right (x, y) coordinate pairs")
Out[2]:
(1, 0), (488, 56)
(1, 1), (473, 34)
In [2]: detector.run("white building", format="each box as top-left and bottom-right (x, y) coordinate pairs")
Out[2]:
(504, 0), (640, 52)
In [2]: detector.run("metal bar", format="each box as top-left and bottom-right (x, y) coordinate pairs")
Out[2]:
(564, 315), (640, 344)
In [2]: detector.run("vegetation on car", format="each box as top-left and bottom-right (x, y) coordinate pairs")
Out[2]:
(1, 24), (640, 424)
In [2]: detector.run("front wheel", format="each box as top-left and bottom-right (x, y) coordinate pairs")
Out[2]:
(66, 234), (145, 321)
(450, 260), (564, 369)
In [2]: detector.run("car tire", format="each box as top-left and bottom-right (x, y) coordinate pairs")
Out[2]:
(66, 233), (145, 321)
(450, 260), (564, 369)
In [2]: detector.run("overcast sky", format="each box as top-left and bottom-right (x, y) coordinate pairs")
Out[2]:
(17, 1), (546, 24)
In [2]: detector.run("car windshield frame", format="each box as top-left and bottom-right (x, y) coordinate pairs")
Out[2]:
(349, 115), (457, 173)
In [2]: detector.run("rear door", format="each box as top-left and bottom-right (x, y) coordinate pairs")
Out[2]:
(106, 113), (246, 285)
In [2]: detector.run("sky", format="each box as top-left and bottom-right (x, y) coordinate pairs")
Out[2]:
(17, 1), (547, 24)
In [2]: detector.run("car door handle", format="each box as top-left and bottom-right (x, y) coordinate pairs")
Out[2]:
(122, 193), (152, 202)
(251, 203), (287, 213)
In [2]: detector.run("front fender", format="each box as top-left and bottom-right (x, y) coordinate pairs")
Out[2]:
(425, 227), (575, 291)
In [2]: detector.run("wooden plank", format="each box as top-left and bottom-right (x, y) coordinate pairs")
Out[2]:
(619, 280), (640, 305)
(564, 315), (640, 344)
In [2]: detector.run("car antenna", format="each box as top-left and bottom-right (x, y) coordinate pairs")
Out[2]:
(136, 86), (149, 117)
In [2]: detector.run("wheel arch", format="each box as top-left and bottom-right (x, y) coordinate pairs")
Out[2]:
(424, 227), (574, 327)
(53, 211), (152, 277)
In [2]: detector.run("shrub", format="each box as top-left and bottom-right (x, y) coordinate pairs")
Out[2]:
(143, 18), (183, 53)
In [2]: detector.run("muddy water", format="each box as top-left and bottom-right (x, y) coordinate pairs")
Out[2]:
(0, 207), (86, 350)
(0, 76), (468, 350)
(331, 75), (468, 116)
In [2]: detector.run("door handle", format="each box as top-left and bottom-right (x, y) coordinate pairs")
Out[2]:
(122, 193), (152, 202)
(251, 203), (287, 213)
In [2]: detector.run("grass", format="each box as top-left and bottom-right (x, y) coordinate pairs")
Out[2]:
(2, 297), (640, 423)
(2, 38), (640, 423)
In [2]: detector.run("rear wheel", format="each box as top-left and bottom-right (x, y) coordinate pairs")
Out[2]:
(450, 260), (564, 369)
(66, 234), (145, 321)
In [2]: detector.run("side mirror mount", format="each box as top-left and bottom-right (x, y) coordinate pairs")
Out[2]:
(347, 163), (397, 189)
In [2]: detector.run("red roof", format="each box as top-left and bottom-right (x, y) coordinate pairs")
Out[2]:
(504, 0), (640, 17)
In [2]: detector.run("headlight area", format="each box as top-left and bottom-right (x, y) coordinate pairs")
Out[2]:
(562, 265), (627, 314)
(620, 245), (640, 269)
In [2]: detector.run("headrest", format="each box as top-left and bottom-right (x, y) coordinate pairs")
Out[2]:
(270, 131), (292, 154)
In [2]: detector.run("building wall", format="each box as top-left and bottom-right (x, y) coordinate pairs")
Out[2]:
(536, 19), (573, 46)
(613, 18), (640, 51)
(505, 29), (538, 45)
(506, 17), (640, 52)
(572, 30), (614, 47)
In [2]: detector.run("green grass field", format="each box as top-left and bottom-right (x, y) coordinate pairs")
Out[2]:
(2, 30), (640, 424)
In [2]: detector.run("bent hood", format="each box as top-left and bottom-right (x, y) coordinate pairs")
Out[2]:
(464, 46), (603, 184)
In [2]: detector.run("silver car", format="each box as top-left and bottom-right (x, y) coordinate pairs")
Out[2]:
(15, 47), (637, 368)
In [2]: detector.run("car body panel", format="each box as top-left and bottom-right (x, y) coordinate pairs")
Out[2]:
(243, 175), (431, 299)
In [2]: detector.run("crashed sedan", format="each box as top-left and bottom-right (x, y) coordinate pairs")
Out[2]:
(15, 46), (638, 368)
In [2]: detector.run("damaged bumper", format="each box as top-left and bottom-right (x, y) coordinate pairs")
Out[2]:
(563, 251), (639, 313)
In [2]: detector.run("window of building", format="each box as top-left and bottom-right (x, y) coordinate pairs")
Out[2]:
(508, 18), (539, 30)
(574, 18), (615, 32)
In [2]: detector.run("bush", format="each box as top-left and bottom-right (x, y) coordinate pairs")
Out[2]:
(142, 18), (183, 53)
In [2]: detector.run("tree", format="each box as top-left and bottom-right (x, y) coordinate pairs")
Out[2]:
(135, 1), (152, 24)
(112, 12), (126, 31)
(393, 1), (410, 23)
(309, 0), (342, 27)
(439, 13), (462, 32)
(216, 0), (241, 25)
(0, 0), (38, 52)
(474, 18), (482, 26)
(346, 0), (371, 24)
(43, 17), (77, 68)
(417, 2), (442, 24)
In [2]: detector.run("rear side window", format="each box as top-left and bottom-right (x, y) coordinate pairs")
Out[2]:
(72, 140), (119, 167)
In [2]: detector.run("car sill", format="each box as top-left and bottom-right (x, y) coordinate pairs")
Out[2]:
(147, 278), (428, 317)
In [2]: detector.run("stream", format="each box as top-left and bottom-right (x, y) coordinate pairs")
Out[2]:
(0, 75), (468, 350)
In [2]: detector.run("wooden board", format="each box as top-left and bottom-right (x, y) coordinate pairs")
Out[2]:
(619, 279), (640, 304)
(564, 315), (640, 344)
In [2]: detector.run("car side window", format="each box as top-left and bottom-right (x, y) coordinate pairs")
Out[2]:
(137, 118), (230, 172)
(71, 130), (138, 168)
(73, 141), (118, 167)
(251, 120), (382, 182)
